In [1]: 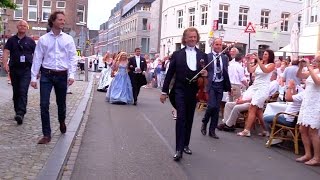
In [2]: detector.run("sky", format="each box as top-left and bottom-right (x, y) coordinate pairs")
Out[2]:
(88, 0), (120, 30)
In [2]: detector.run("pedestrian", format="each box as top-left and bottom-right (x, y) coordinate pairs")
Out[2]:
(200, 38), (231, 139)
(93, 57), (99, 72)
(160, 27), (208, 161)
(2, 20), (36, 125)
(128, 47), (147, 105)
(30, 11), (78, 144)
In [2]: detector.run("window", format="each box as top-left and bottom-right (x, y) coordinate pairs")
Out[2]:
(57, 1), (66, 8)
(28, 7), (37, 21)
(309, 0), (318, 23)
(238, 7), (249, 26)
(29, 0), (37, 6)
(77, 4), (85, 23)
(219, 4), (229, 25)
(42, 8), (51, 21)
(141, 38), (150, 53)
(280, 12), (290, 31)
(175, 43), (181, 51)
(189, 8), (195, 27)
(200, 5), (208, 26)
(298, 14), (302, 31)
(164, 14), (167, 32)
(14, 0), (23, 20)
(177, 10), (183, 29)
(42, 0), (51, 7)
(142, 18), (148, 30)
(198, 42), (206, 53)
(260, 10), (270, 29)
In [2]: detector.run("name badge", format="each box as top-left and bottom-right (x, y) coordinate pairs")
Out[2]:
(20, 56), (26, 63)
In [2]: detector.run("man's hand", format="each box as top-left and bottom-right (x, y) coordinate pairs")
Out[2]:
(68, 78), (75, 86)
(287, 80), (295, 89)
(160, 94), (168, 104)
(200, 69), (208, 77)
(30, 82), (38, 89)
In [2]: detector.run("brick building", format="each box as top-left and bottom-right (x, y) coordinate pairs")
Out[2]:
(0, 0), (88, 47)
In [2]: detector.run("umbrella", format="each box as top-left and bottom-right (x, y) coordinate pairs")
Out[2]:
(290, 23), (299, 61)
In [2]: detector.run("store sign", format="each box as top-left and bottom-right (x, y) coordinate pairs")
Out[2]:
(32, 27), (47, 31)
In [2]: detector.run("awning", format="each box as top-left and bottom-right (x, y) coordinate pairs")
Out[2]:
(275, 40), (316, 57)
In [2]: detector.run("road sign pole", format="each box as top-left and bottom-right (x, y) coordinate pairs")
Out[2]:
(248, 33), (251, 53)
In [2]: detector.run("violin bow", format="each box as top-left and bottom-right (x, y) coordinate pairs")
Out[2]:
(187, 43), (234, 84)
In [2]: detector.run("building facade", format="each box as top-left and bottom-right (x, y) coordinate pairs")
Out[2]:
(0, 0), (88, 49)
(161, 0), (302, 56)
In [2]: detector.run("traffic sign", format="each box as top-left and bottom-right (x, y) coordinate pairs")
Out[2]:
(244, 22), (256, 33)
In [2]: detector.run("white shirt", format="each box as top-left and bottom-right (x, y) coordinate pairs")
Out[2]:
(135, 55), (141, 69)
(228, 59), (246, 85)
(284, 92), (304, 122)
(185, 46), (197, 71)
(31, 31), (77, 82)
(212, 52), (224, 82)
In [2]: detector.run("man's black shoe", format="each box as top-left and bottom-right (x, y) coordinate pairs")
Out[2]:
(173, 151), (183, 161)
(133, 101), (137, 105)
(217, 123), (226, 131)
(15, 115), (23, 125)
(201, 123), (207, 135)
(59, 122), (67, 134)
(209, 130), (219, 139)
(183, 146), (192, 155)
(223, 125), (236, 132)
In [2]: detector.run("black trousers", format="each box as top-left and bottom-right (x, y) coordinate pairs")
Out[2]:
(175, 84), (197, 151)
(202, 82), (224, 131)
(9, 66), (31, 116)
(130, 73), (146, 103)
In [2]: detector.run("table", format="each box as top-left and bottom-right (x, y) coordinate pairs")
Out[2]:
(263, 102), (292, 117)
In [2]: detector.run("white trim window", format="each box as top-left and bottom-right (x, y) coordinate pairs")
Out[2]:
(14, 0), (23, 20)
(238, 7), (249, 26)
(177, 10), (183, 29)
(200, 5), (208, 26)
(28, 0), (37, 21)
(260, 9), (270, 29)
(280, 12), (290, 31)
(298, 14), (302, 31)
(189, 7), (195, 27)
(42, 0), (52, 21)
(77, 4), (86, 24)
(219, 4), (229, 25)
(309, 0), (318, 23)
(56, 1), (66, 12)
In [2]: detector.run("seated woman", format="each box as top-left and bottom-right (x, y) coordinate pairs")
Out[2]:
(106, 52), (134, 104)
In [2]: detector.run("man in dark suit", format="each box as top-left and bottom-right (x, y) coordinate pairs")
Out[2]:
(160, 27), (208, 161)
(200, 38), (231, 139)
(128, 48), (147, 105)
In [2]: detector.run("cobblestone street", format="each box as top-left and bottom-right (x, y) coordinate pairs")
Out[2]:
(0, 75), (90, 179)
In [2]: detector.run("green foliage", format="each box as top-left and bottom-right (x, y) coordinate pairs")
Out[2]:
(0, 0), (17, 9)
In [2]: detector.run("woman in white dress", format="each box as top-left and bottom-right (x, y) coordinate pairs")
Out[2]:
(237, 50), (275, 137)
(97, 52), (113, 92)
(296, 55), (320, 166)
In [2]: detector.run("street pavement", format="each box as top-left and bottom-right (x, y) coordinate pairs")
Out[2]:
(0, 72), (91, 179)
(71, 87), (320, 180)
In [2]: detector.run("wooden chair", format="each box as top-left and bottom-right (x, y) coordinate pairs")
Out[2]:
(266, 112), (300, 154)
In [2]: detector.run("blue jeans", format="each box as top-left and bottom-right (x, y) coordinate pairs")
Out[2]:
(264, 114), (296, 132)
(40, 73), (67, 137)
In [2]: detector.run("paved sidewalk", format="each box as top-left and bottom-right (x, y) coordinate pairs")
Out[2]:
(0, 72), (92, 179)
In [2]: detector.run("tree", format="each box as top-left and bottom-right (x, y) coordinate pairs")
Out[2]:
(0, 0), (17, 9)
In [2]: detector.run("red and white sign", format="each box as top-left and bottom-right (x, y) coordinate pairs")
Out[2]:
(213, 20), (219, 30)
(244, 22), (256, 33)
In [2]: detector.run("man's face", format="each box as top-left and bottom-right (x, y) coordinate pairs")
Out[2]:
(230, 48), (238, 58)
(52, 14), (66, 30)
(135, 49), (141, 56)
(17, 21), (28, 34)
(184, 31), (198, 47)
(212, 39), (222, 53)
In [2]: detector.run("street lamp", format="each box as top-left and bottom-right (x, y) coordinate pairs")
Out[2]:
(218, 25), (226, 40)
(167, 39), (171, 56)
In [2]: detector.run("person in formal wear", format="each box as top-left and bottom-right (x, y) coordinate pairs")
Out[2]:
(3, 20), (36, 125)
(200, 38), (231, 139)
(128, 47), (147, 105)
(237, 50), (275, 137)
(106, 52), (133, 104)
(30, 11), (78, 144)
(97, 52), (113, 92)
(295, 55), (320, 166)
(160, 27), (208, 161)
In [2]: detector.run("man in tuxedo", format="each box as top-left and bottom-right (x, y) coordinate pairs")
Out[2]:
(160, 27), (208, 161)
(128, 48), (147, 105)
(200, 38), (231, 139)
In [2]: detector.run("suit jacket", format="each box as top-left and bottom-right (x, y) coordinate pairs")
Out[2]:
(162, 47), (208, 94)
(206, 52), (231, 92)
(128, 56), (147, 86)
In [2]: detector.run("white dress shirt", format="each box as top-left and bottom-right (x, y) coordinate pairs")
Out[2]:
(228, 59), (246, 85)
(185, 46), (197, 71)
(31, 31), (77, 82)
(212, 52), (224, 82)
(135, 55), (141, 69)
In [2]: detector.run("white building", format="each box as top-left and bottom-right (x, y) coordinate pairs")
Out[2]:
(161, 0), (302, 57)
